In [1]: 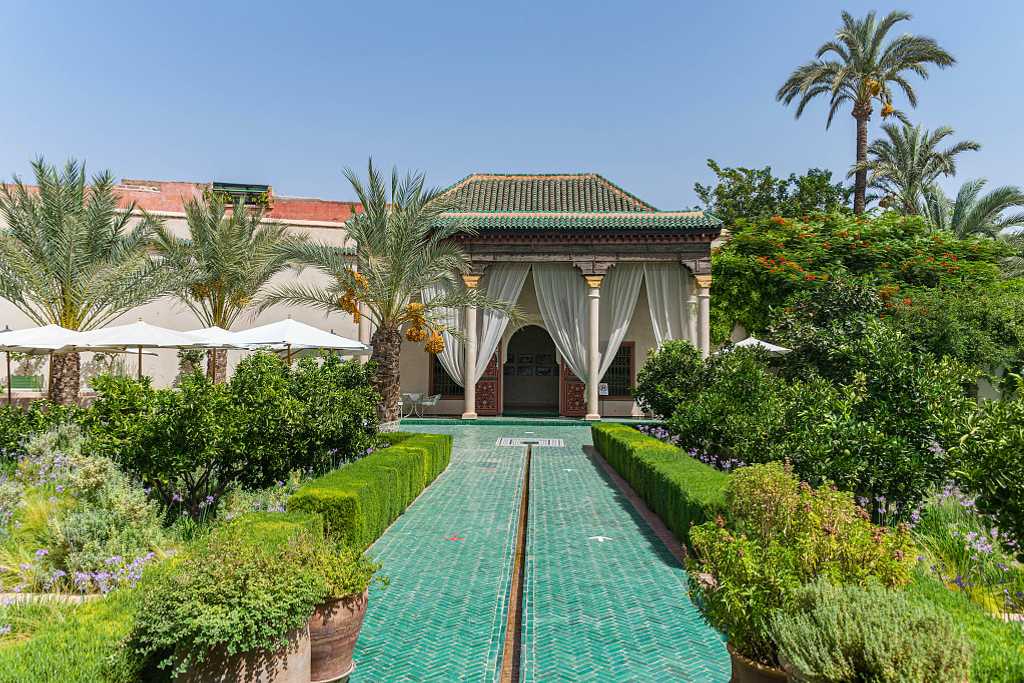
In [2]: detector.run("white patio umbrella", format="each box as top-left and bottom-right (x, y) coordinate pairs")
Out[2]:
(0, 325), (92, 404)
(729, 336), (792, 355)
(184, 326), (246, 348)
(229, 318), (370, 363)
(74, 319), (206, 379)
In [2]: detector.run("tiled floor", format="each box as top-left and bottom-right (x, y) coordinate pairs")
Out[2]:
(352, 424), (525, 682)
(352, 423), (729, 682)
(521, 427), (729, 682)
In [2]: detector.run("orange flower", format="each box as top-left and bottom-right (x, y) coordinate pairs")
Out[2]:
(770, 215), (787, 225)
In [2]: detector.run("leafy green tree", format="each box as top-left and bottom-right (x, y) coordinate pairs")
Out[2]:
(153, 193), (306, 382)
(853, 123), (979, 214)
(777, 10), (956, 214)
(259, 161), (519, 425)
(0, 159), (174, 403)
(694, 159), (848, 229)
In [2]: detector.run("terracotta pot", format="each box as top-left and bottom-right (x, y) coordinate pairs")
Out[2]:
(727, 643), (788, 683)
(181, 625), (311, 683)
(309, 588), (370, 683)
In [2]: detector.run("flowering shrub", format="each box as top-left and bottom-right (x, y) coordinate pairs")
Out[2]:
(913, 485), (1024, 615)
(634, 425), (747, 472)
(688, 463), (915, 666)
(713, 211), (1005, 335)
(218, 471), (305, 521)
(0, 426), (167, 595)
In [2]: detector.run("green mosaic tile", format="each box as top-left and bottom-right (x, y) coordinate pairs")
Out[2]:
(352, 425), (524, 682)
(521, 426), (730, 682)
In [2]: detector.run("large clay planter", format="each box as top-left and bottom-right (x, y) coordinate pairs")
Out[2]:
(181, 625), (311, 683)
(309, 588), (369, 683)
(727, 643), (788, 683)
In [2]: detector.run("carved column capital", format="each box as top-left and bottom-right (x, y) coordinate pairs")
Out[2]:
(461, 274), (482, 289)
(583, 274), (605, 290)
(694, 274), (712, 290)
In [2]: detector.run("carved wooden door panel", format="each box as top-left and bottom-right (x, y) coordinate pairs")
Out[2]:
(475, 351), (501, 416)
(560, 362), (586, 417)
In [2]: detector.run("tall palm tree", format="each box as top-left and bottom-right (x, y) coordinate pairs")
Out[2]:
(153, 193), (305, 382)
(852, 123), (979, 214)
(921, 179), (1024, 238)
(0, 159), (174, 403)
(259, 160), (518, 425)
(777, 10), (956, 214)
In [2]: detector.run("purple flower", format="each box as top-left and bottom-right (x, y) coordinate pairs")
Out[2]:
(171, 493), (182, 503)
(34, 548), (48, 558)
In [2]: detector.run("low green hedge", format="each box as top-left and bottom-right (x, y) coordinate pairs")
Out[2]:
(907, 571), (1024, 682)
(592, 423), (729, 549)
(288, 432), (452, 549)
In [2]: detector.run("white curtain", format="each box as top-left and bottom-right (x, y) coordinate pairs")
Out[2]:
(533, 263), (589, 380)
(421, 281), (463, 387)
(473, 263), (530, 384)
(421, 263), (530, 387)
(643, 263), (690, 346)
(598, 264), (644, 377)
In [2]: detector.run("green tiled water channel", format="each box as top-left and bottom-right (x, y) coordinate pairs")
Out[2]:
(521, 427), (729, 681)
(353, 423), (729, 681)
(352, 424), (524, 682)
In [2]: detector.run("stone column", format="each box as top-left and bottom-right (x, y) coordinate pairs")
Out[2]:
(695, 274), (711, 358)
(585, 274), (603, 421)
(687, 289), (698, 349)
(461, 274), (481, 420)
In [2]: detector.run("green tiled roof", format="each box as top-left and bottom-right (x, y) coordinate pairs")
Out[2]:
(437, 173), (720, 232)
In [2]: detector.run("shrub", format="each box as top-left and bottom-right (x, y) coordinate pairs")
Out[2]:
(953, 396), (1024, 555)
(632, 340), (703, 419)
(0, 588), (141, 683)
(0, 426), (167, 594)
(0, 401), (82, 463)
(688, 463), (915, 666)
(591, 423), (729, 549)
(129, 511), (378, 679)
(907, 570), (1024, 682)
(85, 353), (380, 520)
(288, 432), (452, 549)
(770, 579), (971, 682)
(666, 346), (788, 461)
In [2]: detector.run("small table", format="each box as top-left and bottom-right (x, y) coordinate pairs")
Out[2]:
(402, 393), (423, 418)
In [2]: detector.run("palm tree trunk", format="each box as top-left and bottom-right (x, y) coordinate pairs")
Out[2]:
(853, 106), (870, 215)
(48, 352), (80, 405)
(369, 325), (402, 428)
(205, 349), (228, 383)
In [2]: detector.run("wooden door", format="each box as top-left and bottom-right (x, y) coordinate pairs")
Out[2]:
(559, 362), (586, 417)
(475, 349), (502, 416)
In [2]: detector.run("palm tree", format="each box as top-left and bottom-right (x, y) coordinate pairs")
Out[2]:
(153, 193), (305, 382)
(777, 10), (956, 214)
(921, 179), (1024, 278)
(0, 159), (174, 403)
(259, 160), (518, 425)
(921, 179), (1024, 238)
(852, 123), (979, 214)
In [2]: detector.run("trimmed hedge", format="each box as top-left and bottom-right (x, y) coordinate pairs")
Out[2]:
(907, 571), (1024, 682)
(592, 422), (729, 549)
(288, 432), (452, 549)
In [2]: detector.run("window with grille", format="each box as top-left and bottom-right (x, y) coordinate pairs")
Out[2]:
(430, 355), (463, 397)
(601, 343), (634, 398)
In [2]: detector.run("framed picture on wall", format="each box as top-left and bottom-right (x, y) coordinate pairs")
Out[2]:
(518, 354), (534, 365)
(536, 353), (554, 366)
(536, 366), (554, 377)
(517, 365), (534, 376)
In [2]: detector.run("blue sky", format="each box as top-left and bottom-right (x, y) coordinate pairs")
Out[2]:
(1, 1), (1020, 209)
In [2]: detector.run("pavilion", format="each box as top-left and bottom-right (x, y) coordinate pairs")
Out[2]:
(394, 173), (722, 419)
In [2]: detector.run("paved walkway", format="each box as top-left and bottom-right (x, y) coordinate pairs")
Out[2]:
(353, 423), (729, 682)
(353, 424), (524, 682)
(522, 427), (728, 681)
